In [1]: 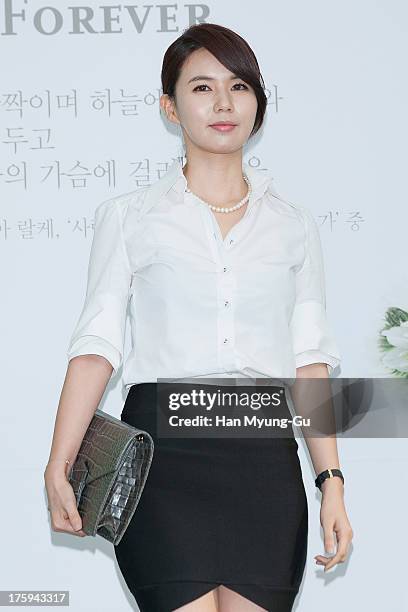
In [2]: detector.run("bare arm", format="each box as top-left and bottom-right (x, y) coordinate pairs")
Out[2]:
(291, 362), (341, 482)
(45, 355), (113, 468)
(44, 354), (113, 536)
(291, 362), (353, 572)
(44, 196), (133, 536)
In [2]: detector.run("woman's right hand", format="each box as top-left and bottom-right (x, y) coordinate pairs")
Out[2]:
(44, 461), (87, 537)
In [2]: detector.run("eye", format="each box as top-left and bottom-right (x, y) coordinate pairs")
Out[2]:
(192, 84), (210, 92)
(192, 83), (249, 92)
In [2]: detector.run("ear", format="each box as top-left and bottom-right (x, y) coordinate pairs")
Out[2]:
(160, 94), (180, 126)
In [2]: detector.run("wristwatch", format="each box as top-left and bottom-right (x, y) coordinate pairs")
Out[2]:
(315, 468), (344, 491)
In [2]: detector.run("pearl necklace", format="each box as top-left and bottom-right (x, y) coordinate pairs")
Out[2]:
(185, 174), (252, 213)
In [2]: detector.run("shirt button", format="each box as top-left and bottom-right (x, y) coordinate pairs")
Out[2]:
(223, 338), (228, 344)
(224, 300), (229, 307)
(229, 239), (234, 244)
(223, 266), (228, 272)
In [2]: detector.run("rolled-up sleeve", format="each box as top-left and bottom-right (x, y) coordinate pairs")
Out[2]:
(289, 206), (342, 375)
(66, 197), (132, 376)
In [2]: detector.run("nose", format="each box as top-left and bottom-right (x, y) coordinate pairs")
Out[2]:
(214, 90), (234, 112)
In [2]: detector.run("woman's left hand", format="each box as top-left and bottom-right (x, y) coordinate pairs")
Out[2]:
(314, 478), (354, 572)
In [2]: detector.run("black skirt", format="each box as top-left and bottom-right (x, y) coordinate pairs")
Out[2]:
(114, 382), (308, 612)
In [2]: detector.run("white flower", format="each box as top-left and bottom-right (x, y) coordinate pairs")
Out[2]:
(381, 321), (408, 372)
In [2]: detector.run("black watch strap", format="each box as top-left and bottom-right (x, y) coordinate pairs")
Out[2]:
(315, 468), (344, 491)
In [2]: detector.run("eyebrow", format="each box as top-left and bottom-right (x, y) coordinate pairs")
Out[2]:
(187, 74), (242, 84)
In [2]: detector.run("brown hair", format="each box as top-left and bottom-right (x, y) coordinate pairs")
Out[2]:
(161, 23), (267, 138)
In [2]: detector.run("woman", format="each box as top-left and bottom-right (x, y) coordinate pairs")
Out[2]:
(45, 23), (353, 612)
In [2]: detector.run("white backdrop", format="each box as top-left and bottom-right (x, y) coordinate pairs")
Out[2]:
(1, 1), (407, 610)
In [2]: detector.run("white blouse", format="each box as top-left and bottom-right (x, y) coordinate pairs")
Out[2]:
(66, 157), (342, 390)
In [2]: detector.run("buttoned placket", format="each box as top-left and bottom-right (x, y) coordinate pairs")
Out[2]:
(186, 186), (257, 375)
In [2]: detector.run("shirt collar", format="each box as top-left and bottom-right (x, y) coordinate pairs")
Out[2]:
(150, 157), (275, 210)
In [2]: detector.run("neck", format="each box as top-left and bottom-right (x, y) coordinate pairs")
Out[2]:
(182, 153), (247, 206)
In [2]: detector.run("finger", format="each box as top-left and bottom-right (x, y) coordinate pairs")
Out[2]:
(314, 555), (331, 563)
(314, 554), (333, 567)
(51, 508), (87, 537)
(65, 502), (83, 533)
(58, 518), (87, 537)
(62, 511), (86, 535)
(324, 548), (348, 571)
(322, 522), (336, 555)
(323, 531), (351, 571)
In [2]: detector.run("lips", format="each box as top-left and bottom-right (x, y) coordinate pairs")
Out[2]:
(209, 122), (237, 132)
(209, 122), (237, 127)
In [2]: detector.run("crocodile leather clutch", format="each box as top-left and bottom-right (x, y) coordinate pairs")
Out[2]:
(67, 408), (154, 545)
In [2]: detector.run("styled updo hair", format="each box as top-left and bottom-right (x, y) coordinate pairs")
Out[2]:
(161, 23), (267, 138)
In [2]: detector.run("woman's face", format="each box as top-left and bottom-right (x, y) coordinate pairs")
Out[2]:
(161, 47), (258, 155)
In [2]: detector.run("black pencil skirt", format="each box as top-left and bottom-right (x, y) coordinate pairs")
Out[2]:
(114, 382), (308, 612)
